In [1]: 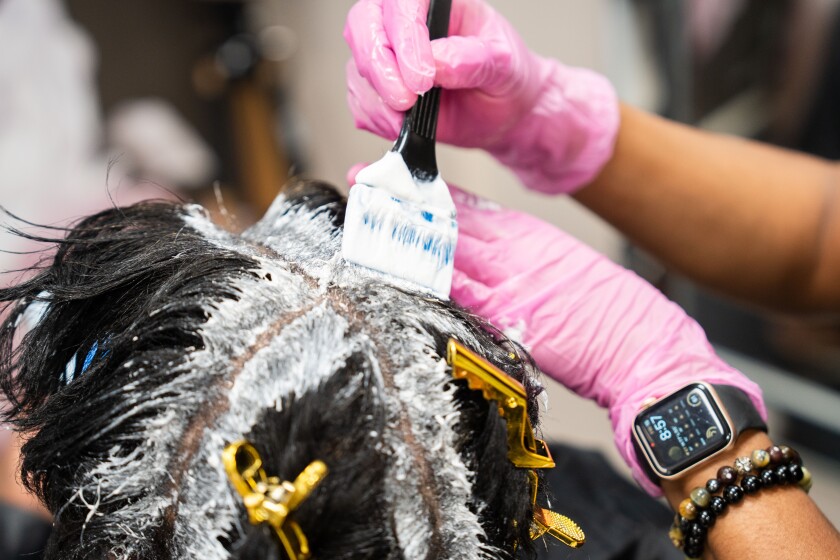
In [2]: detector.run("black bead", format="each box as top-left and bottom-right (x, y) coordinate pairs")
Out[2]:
(717, 466), (738, 485)
(685, 535), (704, 549)
(688, 522), (706, 539)
(678, 515), (692, 532)
(768, 445), (784, 464)
(709, 495), (727, 515)
(759, 467), (777, 487)
(723, 484), (744, 504)
(697, 508), (716, 528)
(741, 474), (761, 494)
(775, 464), (790, 484)
(788, 463), (804, 482)
(706, 478), (722, 494)
(684, 545), (703, 559)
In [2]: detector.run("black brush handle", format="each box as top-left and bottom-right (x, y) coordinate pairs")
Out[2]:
(391, 0), (452, 182)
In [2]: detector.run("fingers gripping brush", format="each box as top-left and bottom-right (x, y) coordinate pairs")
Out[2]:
(342, 0), (456, 299)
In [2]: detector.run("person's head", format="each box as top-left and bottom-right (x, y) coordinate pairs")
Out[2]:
(0, 182), (547, 559)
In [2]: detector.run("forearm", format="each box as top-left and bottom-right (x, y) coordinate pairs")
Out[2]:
(662, 430), (840, 559)
(575, 104), (840, 312)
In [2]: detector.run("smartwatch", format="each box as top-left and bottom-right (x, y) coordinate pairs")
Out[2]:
(632, 382), (766, 484)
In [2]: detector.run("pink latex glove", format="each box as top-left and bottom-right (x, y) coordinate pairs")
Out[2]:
(344, 0), (620, 194)
(449, 189), (767, 496)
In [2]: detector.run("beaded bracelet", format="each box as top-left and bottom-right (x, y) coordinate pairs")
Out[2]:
(668, 445), (811, 559)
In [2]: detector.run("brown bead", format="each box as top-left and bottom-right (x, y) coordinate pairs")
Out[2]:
(717, 465), (737, 484)
(679, 498), (698, 520)
(767, 445), (784, 464)
(781, 445), (802, 465)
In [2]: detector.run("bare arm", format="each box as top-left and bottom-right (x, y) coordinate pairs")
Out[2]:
(567, 104), (840, 556)
(575, 104), (840, 313)
(661, 430), (840, 559)
(0, 434), (49, 519)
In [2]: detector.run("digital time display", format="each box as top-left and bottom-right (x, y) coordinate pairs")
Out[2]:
(634, 384), (732, 476)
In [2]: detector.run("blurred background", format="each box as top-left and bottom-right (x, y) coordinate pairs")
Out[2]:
(2, 0), (839, 552)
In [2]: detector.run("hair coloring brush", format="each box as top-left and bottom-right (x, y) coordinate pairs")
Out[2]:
(342, 0), (456, 299)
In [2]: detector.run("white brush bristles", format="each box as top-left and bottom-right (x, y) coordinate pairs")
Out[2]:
(343, 184), (457, 299)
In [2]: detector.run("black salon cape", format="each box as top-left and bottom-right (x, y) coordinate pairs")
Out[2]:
(536, 443), (681, 560)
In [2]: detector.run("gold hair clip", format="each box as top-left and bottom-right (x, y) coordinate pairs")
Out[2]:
(527, 471), (585, 548)
(223, 441), (328, 560)
(446, 339), (554, 469)
(447, 339), (584, 549)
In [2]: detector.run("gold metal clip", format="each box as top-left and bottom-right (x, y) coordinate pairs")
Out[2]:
(527, 471), (585, 548)
(446, 339), (554, 469)
(223, 441), (328, 560)
(446, 339), (583, 550)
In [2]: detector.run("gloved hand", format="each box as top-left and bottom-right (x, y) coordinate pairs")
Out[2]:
(344, 0), (620, 193)
(449, 188), (767, 496)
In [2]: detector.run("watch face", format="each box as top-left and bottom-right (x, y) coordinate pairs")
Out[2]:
(634, 383), (733, 477)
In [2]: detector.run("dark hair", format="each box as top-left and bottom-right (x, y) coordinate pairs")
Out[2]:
(0, 182), (547, 559)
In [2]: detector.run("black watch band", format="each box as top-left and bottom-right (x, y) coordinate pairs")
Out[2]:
(712, 383), (766, 435)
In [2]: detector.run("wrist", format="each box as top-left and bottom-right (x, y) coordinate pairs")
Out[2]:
(665, 433), (823, 560)
(618, 376), (768, 498)
(661, 430), (774, 509)
(488, 57), (620, 195)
